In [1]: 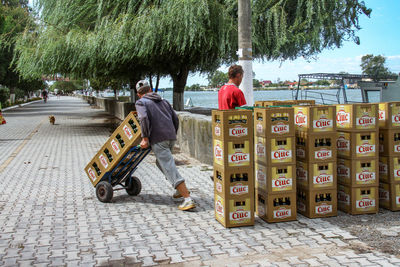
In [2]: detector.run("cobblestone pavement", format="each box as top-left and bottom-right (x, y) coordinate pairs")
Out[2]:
(1, 96), (400, 266)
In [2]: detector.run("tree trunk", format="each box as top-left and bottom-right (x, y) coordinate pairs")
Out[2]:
(113, 88), (118, 100)
(129, 77), (140, 103)
(149, 73), (153, 90)
(171, 67), (189, 111)
(155, 73), (160, 92)
(10, 87), (16, 104)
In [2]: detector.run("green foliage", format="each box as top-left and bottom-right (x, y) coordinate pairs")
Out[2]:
(14, 87), (24, 99)
(89, 77), (108, 92)
(361, 54), (393, 81)
(300, 79), (308, 84)
(315, 80), (330, 86)
(0, 2), (42, 99)
(1, 1), (29, 8)
(0, 86), (10, 106)
(253, 79), (261, 88)
(185, 84), (202, 91)
(252, 0), (371, 61)
(49, 81), (79, 93)
(14, 0), (371, 109)
(208, 70), (228, 88)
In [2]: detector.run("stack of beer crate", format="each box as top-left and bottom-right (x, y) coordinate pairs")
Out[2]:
(336, 103), (379, 215)
(294, 105), (338, 218)
(254, 106), (297, 223)
(212, 110), (255, 227)
(84, 112), (142, 186)
(378, 102), (400, 211)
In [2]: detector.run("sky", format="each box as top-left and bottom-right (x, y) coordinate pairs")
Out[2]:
(182, 0), (400, 87)
(29, 0), (400, 87)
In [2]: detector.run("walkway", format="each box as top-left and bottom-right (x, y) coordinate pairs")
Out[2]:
(0, 96), (399, 266)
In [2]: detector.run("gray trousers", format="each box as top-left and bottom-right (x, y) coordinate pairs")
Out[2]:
(152, 140), (185, 189)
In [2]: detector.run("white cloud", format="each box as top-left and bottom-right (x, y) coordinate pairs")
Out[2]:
(387, 55), (400, 60)
(156, 54), (400, 88)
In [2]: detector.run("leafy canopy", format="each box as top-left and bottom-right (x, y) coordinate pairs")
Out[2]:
(13, 0), (371, 109)
(0, 1), (45, 96)
(361, 54), (395, 81)
(16, 0), (371, 78)
(208, 70), (228, 88)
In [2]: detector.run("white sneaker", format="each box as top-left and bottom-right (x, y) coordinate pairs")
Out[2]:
(178, 198), (196, 211)
(173, 189), (190, 199)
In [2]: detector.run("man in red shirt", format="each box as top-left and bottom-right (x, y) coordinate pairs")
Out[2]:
(218, 65), (247, 110)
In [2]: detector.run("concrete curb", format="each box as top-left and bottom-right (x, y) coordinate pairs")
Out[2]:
(2, 99), (43, 111)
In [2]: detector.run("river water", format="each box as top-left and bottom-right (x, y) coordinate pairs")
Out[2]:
(100, 88), (380, 108)
(158, 89), (379, 108)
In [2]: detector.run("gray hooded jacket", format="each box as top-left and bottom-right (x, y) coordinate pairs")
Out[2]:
(135, 92), (179, 145)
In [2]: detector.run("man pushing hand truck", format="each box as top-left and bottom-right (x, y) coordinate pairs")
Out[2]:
(135, 80), (196, 211)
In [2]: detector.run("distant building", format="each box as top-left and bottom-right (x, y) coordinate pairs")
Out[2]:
(285, 81), (298, 88)
(260, 80), (272, 87)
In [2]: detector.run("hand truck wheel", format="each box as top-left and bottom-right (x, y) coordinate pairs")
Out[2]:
(96, 181), (113, 202)
(125, 176), (142, 196)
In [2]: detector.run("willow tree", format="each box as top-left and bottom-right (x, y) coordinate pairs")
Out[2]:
(15, 0), (235, 109)
(15, 0), (371, 110)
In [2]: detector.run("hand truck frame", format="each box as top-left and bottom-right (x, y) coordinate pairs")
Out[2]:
(95, 145), (150, 202)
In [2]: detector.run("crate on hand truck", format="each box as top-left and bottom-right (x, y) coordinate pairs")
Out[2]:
(84, 112), (150, 202)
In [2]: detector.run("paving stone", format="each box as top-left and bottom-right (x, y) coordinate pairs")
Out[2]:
(324, 260), (342, 267)
(49, 257), (65, 266)
(65, 251), (79, 261)
(3, 257), (18, 266)
(319, 231), (340, 238)
(153, 251), (170, 262)
(94, 257), (110, 266)
(274, 261), (292, 267)
(389, 257), (400, 264)
(140, 256), (156, 266)
(169, 254), (185, 264)
(353, 257), (374, 266)
(371, 259), (392, 266)
(285, 256), (304, 264)
(303, 258), (323, 266)
(329, 238), (349, 247)
(0, 97), (398, 267)
(359, 253), (383, 261)
(330, 255), (358, 264)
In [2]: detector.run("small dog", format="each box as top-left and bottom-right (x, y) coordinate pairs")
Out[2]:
(49, 115), (55, 125)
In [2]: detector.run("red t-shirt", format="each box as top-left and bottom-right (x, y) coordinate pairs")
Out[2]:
(218, 84), (247, 110)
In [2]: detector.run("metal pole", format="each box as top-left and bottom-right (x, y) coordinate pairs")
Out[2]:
(295, 77), (301, 100)
(238, 0), (253, 106)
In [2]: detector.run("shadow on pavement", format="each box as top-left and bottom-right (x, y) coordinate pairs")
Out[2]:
(111, 193), (210, 212)
(113, 193), (179, 206)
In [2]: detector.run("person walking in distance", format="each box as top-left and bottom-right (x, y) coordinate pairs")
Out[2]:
(218, 65), (246, 110)
(135, 80), (195, 211)
(42, 89), (48, 103)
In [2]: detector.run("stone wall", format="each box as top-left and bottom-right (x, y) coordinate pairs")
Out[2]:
(78, 95), (213, 165)
(80, 95), (135, 121)
(176, 112), (213, 165)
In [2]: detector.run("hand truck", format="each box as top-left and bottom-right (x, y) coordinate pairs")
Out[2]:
(95, 145), (150, 202)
